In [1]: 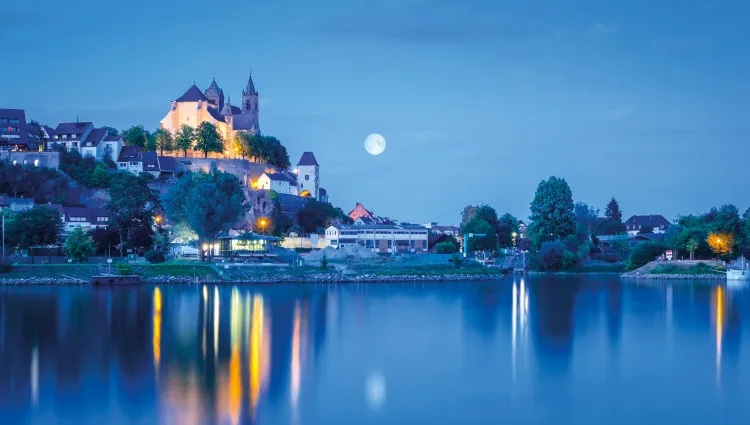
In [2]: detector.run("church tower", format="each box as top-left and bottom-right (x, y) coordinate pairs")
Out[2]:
(241, 73), (259, 114)
(205, 77), (224, 110)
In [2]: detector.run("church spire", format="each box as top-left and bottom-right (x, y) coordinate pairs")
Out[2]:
(243, 72), (257, 95)
(221, 96), (233, 116)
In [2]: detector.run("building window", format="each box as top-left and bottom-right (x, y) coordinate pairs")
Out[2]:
(72, 142), (77, 147)
(62, 135), (67, 139)
(305, 175), (309, 181)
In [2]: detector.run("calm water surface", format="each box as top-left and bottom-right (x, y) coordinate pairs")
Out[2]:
(1, 276), (749, 424)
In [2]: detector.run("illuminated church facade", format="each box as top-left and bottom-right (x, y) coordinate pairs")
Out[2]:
(159, 74), (261, 151)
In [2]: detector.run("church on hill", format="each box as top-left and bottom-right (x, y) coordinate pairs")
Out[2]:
(160, 74), (261, 152)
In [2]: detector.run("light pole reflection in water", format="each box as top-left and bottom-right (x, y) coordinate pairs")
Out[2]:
(713, 285), (725, 386)
(153, 287), (162, 377)
(512, 277), (529, 382)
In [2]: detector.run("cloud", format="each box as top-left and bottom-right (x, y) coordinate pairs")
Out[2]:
(586, 22), (618, 37)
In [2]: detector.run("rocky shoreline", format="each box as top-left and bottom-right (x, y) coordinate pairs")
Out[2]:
(0, 273), (505, 285)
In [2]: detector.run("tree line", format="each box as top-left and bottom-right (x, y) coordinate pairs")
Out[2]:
(477, 175), (750, 271)
(118, 124), (290, 168)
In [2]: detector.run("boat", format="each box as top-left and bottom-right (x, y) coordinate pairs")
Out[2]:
(726, 257), (750, 282)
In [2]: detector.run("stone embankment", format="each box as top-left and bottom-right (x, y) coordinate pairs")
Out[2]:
(144, 273), (503, 284)
(0, 273), (504, 285)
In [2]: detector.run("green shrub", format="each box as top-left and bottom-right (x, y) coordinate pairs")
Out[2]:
(435, 240), (459, 254)
(628, 242), (668, 270)
(145, 250), (166, 264)
(449, 254), (464, 267)
(533, 240), (579, 271)
(320, 253), (329, 270)
(114, 263), (133, 275)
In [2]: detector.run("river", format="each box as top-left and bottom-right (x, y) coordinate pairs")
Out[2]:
(1, 276), (748, 424)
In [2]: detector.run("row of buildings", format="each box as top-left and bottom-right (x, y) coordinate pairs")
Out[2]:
(0, 195), (109, 234)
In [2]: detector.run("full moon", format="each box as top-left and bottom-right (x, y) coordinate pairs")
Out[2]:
(364, 133), (386, 156)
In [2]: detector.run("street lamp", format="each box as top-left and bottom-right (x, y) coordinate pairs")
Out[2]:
(258, 218), (269, 235)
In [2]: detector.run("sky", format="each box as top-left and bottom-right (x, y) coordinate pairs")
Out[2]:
(2, 0), (749, 225)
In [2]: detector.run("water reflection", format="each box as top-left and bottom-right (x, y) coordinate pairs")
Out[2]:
(1, 279), (749, 424)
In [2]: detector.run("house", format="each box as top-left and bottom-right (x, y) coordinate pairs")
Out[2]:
(0, 195), (34, 212)
(518, 222), (528, 239)
(0, 108), (31, 150)
(49, 121), (94, 153)
(117, 145), (144, 175)
(157, 155), (176, 178)
(325, 223), (429, 253)
(80, 128), (108, 158)
(347, 202), (393, 224)
(624, 215), (671, 236)
(41, 205), (110, 233)
(142, 152), (160, 178)
(258, 172), (296, 194)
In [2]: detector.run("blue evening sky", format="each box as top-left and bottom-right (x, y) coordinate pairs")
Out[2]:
(2, 0), (749, 225)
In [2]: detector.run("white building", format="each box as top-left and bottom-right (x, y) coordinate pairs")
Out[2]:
(258, 172), (297, 194)
(325, 223), (429, 253)
(117, 145), (144, 175)
(49, 121), (123, 162)
(296, 152), (320, 200)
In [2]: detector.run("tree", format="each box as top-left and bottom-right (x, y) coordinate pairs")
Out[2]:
(435, 239), (459, 254)
(628, 242), (668, 269)
(497, 213), (520, 248)
(90, 162), (111, 188)
(528, 176), (575, 248)
(154, 128), (175, 155)
(461, 217), (497, 252)
(707, 232), (734, 258)
(574, 202), (599, 243)
(6, 207), (63, 263)
(64, 227), (95, 263)
(175, 125), (195, 157)
(108, 172), (160, 256)
(597, 197), (626, 235)
(685, 237), (699, 260)
(194, 122), (224, 158)
(89, 227), (120, 256)
(101, 126), (120, 137)
(122, 125), (150, 148)
(270, 200), (293, 236)
(233, 132), (250, 159)
(165, 170), (245, 260)
(460, 206), (478, 228)
(144, 131), (157, 152)
(604, 197), (623, 222)
(711, 204), (744, 251)
(297, 199), (345, 234)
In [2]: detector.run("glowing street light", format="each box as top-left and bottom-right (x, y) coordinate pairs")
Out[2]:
(258, 218), (269, 235)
